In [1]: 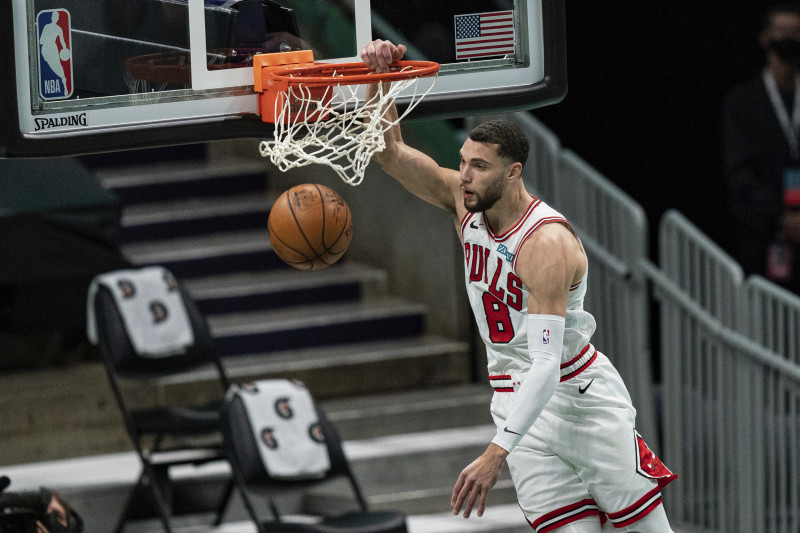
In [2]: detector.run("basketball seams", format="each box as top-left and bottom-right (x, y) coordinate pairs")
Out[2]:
(327, 203), (351, 253)
(313, 184), (350, 256)
(268, 183), (352, 271)
(313, 184), (329, 252)
(267, 215), (314, 269)
(286, 187), (322, 256)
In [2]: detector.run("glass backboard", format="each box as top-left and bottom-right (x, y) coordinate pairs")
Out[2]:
(0, 0), (566, 157)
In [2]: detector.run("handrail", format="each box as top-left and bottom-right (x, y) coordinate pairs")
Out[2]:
(639, 258), (800, 382)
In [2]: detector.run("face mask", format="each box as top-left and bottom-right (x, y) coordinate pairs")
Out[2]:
(769, 37), (800, 64)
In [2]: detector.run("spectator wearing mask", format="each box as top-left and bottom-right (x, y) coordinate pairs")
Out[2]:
(723, 3), (800, 291)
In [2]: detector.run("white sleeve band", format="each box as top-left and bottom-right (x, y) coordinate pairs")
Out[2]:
(491, 314), (565, 453)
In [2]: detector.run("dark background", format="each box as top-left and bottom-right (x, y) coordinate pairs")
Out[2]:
(532, 2), (771, 256)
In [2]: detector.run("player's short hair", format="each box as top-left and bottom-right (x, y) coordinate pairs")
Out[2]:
(763, 3), (800, 32)
(468, 120), (529, 167)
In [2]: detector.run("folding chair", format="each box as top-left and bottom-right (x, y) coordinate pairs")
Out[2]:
(88, 266), (233, 532)
(221, 379), (409, 533)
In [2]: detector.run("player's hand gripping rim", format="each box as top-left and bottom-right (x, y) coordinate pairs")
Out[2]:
(360, 39), (407, 73)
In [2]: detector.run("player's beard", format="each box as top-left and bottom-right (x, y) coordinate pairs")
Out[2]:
(465, 174), (505, 213)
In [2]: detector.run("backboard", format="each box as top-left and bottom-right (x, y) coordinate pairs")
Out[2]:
(0, 0), (566, 158)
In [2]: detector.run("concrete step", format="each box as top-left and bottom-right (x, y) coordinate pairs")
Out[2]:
(322, 383), (492, 440)
(121, 229), (285, 278)
(97, 160), (268, 205)
(1, 423), (515, 531)
(23, 506), (533, 533)
(182, 263), (387, 316)
(120, 192), (273, 242)
(182, 335), (472, 399)
(0, 339), (471, 464)
(0, 382), (491, 466)
(207, 298), (427, 356)
(305, 425), (518, 516)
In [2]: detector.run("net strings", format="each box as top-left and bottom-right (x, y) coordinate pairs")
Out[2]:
(259, 72), (437, 186)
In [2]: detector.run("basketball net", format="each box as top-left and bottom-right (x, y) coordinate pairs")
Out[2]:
(258, 73), (436, 186)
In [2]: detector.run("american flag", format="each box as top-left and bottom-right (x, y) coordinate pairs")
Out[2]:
(454, 10), (515, 61)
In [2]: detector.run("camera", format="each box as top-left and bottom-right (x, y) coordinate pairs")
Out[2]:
(0, 476), (82, 533)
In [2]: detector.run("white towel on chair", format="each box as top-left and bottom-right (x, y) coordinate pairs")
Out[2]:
(232, 379), (331, 479)
(86, 267), (194, 357)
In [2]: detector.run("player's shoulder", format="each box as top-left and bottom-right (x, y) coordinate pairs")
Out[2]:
(517, 220), (582, 269)
(525, 220), (575, 248)
(515, 221), (585, 284)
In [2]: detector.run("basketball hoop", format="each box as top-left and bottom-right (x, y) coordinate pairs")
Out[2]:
(253, 51), (439, 186)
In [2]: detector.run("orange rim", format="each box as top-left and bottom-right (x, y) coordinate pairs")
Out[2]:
(266, 60), (440, 86)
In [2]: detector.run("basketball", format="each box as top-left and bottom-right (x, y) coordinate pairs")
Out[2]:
(59, 48), (70, 61)
(268, 184), (353, 271)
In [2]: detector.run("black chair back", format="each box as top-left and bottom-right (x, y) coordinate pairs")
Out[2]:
(89, 267), (233, 532)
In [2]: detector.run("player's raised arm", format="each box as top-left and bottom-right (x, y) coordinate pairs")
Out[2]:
(360, 40), (461, 216)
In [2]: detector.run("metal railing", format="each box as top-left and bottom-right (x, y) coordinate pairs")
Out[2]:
(741, 275), (800, 533)
(659, 211), (743, 328)
(653, 211), (749, 531)
(641, 256), (800, 532)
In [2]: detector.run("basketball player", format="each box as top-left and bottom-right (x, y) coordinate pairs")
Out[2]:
(360, 40), (677, 532)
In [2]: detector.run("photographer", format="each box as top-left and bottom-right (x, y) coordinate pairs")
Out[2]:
(0, 477), (82, 533)
(35, 490), (81, 533)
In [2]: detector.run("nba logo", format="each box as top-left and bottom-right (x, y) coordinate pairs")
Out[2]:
(37, 9), (73, 100)
(542, 329), (550, 344)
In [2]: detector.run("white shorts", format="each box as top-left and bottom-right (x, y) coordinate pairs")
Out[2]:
(490, 350), (676, 532)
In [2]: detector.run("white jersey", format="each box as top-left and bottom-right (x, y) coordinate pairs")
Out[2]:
(463, 198), (677, 530)
(460, 196), (597, 380)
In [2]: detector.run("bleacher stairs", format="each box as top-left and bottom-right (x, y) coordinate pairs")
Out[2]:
(98, 153), (473, 396)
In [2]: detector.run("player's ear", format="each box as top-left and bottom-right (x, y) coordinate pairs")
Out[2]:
(507, 161), (523, 181)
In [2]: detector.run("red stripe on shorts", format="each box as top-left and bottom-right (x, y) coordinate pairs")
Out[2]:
(606, 486), (664, 528)
(529, 498), (602, 532)
(560, 344), (591, 369)
(560, 350), (597, 382)
(489, 374), (514, 392)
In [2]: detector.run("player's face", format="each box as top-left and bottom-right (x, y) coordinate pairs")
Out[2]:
(459, 139), (509, 213)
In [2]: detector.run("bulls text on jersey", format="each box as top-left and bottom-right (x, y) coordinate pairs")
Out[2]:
(464, 242), (524, 311)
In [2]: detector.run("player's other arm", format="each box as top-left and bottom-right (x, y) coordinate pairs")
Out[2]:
(493, 223), (578, 449)
(360, 40), (461, 215)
